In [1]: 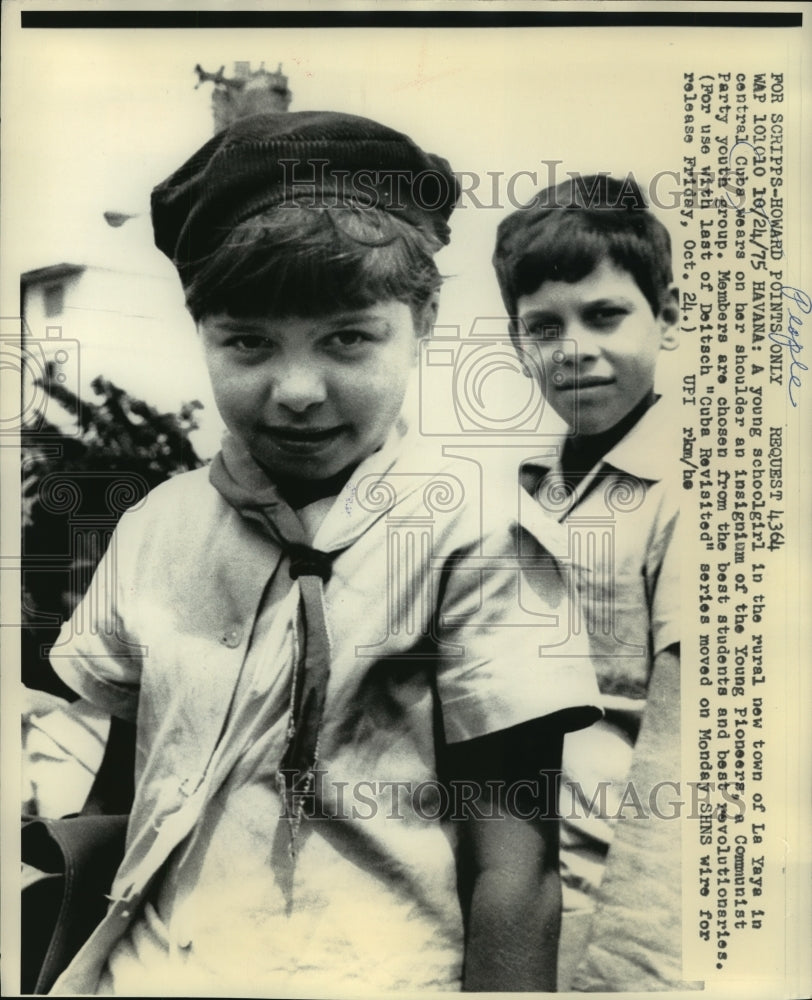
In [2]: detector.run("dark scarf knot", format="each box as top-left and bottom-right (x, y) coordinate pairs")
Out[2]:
(287, 544), (334, 583)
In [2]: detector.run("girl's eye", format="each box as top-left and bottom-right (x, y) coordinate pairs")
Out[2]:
(328, 330), (369, 349)
(229, 335), (271, 351)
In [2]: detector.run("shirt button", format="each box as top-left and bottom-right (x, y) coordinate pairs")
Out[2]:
(220, 628), (241, 648)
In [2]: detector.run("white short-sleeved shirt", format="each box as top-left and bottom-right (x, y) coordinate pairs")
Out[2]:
(519, 399), (681, 911)
(51, 428), (600, 995)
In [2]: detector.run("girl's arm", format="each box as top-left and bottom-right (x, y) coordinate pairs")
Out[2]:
(444, 716), (567, 992)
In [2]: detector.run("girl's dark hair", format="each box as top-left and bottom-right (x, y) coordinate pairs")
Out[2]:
(184, 204), (444, 324)
(493, 177), (673, 319)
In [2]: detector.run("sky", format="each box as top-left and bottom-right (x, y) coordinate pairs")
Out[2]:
(5, 23), (692, 298)
(1, 15), (771, 443)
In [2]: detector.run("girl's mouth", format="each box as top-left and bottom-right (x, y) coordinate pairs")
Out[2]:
(262, 425), (346, 451)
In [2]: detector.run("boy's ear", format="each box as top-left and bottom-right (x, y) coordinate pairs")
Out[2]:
(658, 285), (680, 351)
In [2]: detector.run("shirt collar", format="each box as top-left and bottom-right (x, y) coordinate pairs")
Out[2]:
(520, 395), (677, 488)
(599, 395), (677, 482)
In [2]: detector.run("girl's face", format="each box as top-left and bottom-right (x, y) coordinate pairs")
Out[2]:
(199, 300), (421, 484)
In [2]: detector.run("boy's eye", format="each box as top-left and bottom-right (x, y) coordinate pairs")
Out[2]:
(588, 307), (628, 326)
(525, 323), (562, 342)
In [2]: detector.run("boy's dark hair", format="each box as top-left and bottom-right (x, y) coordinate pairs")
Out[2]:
(184, 203), (443, 323)
(493, 174), (673, 320)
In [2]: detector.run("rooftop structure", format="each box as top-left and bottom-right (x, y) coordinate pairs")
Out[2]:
(195, 60), (292, 132)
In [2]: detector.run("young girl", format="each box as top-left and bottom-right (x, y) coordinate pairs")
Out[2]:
(49, 111), (600, 995)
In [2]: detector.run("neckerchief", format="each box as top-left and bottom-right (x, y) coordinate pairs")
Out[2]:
(209, 434), (344, 850)
(208, 420), (434, 852)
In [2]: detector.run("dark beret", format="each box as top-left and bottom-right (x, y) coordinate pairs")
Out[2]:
(151, 110), (460, 282)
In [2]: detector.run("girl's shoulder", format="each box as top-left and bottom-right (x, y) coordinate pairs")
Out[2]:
(115, 466), (242, 557)
(396, 450), (527, 557)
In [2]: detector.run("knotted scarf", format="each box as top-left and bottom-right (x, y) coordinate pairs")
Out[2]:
(209, 435), (344, 849)
(207, 420), (446, 855)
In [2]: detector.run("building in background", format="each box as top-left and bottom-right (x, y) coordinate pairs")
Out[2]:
(20, 60), (294, 458)
(20, 257), (203, 436)
(19, 61), (293, 817)
(196, 60), (292, 131)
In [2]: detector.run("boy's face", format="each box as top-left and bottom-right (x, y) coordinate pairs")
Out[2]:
(199, 301), (421, 484)
(514, 258), (677, 435)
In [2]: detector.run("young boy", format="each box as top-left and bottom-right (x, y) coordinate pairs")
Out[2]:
(492, 175), (682, 989)
(46, 112), (600, 995)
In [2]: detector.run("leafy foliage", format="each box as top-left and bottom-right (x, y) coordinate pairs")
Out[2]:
(21, 363), (205, 696)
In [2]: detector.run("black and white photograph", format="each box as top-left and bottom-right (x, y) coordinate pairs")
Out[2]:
(2, 3), (810, 997)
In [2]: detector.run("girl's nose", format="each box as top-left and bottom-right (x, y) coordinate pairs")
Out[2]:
(271, 362), (328, 413)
